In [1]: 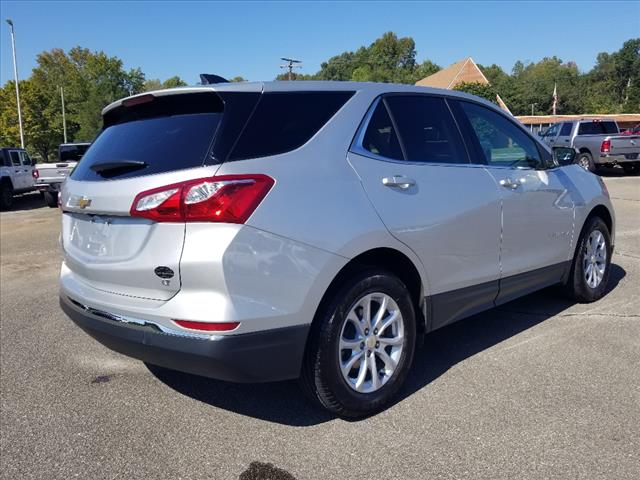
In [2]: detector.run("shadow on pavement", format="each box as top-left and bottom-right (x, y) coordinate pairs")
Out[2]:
(148, 263), (626, 427)
(1, 192), (47, 213)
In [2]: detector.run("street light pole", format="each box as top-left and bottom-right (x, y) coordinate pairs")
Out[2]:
(60, 86), (67, 143)
(6, 19), (25, 149)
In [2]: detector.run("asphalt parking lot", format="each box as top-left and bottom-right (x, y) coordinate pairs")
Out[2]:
(1, 173), (638, 480)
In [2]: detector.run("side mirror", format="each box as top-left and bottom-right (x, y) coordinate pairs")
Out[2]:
(554, 147), (576, 166)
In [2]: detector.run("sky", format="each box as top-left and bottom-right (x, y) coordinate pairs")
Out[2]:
(1, 1), (639, 85)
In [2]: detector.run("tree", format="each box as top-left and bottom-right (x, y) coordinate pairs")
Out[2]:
(230, 76), (247, 82)
(310, 32), (440, 84)
(453, 82), (498, 104)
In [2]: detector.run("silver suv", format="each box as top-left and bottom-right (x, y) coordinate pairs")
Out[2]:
(59, 82), (615, 417)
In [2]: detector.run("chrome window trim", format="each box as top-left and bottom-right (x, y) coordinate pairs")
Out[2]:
(349, 94), (474, 167)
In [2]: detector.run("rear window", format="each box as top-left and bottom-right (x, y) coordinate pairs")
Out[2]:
(578, 121), (619, 135)
(228, 91), (354, 160)
(59, 144), (90, 162)
(71, 113), (221, 181)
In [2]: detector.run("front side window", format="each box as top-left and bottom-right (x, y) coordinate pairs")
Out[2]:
(385, 95), (468, 164)
(19, 151), (32, 166)
(560, 122), (573, 136)
(361, 101), (403, 160)
(459, 101), (542, 169)
(546, 124), (559, 137)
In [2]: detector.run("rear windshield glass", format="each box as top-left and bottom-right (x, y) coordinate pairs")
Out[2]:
(71, 113), (221, 181)
(578, 121), (619, 135)
(228, 91), (354, 160)
(59, 144), (90, 162)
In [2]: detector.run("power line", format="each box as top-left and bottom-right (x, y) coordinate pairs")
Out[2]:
(280, 57), (302, 80)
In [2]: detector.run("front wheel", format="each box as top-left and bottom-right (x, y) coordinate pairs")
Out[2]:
(300, 270), (416, 418)
(564, 217), (612, 303)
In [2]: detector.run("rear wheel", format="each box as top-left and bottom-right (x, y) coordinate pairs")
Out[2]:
(622, 162), (640, 175)
(300, 269), (416, 418)
(0, 183), (13, 210)
(577, 152), (595, 172)
(564, 216), (612, 303)
(43, 191), (58, 208)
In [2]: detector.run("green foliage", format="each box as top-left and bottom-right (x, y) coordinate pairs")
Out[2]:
(1, 34), (638, 160)
(144, 76), (188, 92)
(453, 82), (498, 104)
(293, 32), (441, 84)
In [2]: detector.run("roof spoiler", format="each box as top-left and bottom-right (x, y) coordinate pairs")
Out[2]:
(200, 74), (229, 85)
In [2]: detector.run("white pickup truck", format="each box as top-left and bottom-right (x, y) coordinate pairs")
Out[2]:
(540, 119), (640, 174)
(0, 147), (36, 210)
(34, 143), (90, 207)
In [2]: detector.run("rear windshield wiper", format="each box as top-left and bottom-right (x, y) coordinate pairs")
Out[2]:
(90, 160), (148, 173)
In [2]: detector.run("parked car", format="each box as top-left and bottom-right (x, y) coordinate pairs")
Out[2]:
(34, 143), (90, 207)
(621, 123), (640, 136)
(540, 119), (640, 174)
(59, 83), (615, 417)
(0, 147), (36, 209)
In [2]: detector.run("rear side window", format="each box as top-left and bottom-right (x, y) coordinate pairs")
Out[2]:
(228, 92), (353, 160)
(10, 151), (20, 166)
(361, 101), (403, 160)
(385, 95), (468, 164)
(560, 123), (573, 136)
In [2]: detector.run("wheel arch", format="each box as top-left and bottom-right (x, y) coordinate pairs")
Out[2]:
(308, 247), (426, 339)
(0, 176), (14, 189)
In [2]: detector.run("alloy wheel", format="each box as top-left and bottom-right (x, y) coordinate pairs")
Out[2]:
(583, 229), (607, 288)
(338, 292), (404, 393)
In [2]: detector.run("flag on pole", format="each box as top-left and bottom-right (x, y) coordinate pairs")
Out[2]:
(552, 83), (558, 115)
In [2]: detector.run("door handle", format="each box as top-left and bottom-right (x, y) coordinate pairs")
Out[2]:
(564, 139), (570, 142)
(382, 175), (416, 189)
(499, 178), (521, 189)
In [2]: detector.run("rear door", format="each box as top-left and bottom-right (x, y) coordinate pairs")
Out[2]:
(18, 151), (35, 189)
(61, 92), (228, 301)
(348, 94), (501, 327)
(453, 100), (576, 303)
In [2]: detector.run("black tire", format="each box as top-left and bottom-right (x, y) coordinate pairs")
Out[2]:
(43, 191), (58, 208)
(577, 152), (595, 172)
(564, 216), (612, 303)
(0, 182), (14, 210)
(621, 162), (640, 175)
(300, 269), (416, 418)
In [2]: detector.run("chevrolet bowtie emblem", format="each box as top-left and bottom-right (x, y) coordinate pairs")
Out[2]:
(78, 197), (92, 209)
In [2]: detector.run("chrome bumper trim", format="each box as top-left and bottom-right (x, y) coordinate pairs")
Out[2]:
(65, 296), (217, 341)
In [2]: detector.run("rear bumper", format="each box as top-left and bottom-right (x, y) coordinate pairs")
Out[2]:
(597, 153), (639, 164)
(35, 182), (61, 192)
(60, 294), (309, 383)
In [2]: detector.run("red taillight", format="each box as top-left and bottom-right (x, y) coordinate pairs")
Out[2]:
(601, 140), (611, 153)
(130, 175), (274, 223)
(173, 320), (240, 332)
(32, 169), (39, 179)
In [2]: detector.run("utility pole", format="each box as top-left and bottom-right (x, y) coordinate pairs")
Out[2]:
(6, 19), (24, 148)
(60, 86), (67, 143)
(280, 57), (302, 80)
(531, 103), (537, 116)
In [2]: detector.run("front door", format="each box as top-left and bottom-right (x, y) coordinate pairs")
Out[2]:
(348, 94), (502, 327)
(454, 100), (576, 304)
